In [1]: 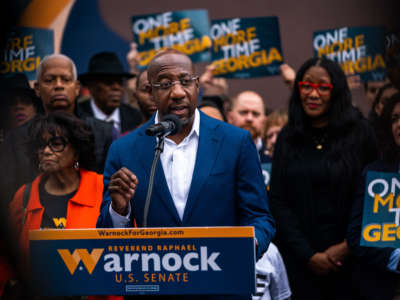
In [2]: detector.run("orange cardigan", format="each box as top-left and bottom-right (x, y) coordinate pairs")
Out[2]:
(2, 169), (121, 300)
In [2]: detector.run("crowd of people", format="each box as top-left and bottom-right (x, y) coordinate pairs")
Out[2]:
(0, 30), (399, 300)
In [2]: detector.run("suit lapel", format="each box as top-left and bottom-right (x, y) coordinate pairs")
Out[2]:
(136, 119), (182, 224)
(182, 114), (221, 224)
(119, 105), (128, 133)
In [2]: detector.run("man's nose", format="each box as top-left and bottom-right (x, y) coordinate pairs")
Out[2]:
(245, 112), (254, 122)
(170, 82), (186, 99)
(54, 77), (65, 89)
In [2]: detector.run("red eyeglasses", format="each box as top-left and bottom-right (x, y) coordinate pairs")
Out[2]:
(298, 81), (333, 96)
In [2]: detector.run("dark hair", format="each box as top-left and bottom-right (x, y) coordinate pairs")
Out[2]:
(368, 83), (394, 133)
(288, 57), (356, 139)
(369, 83), (393, 114)
(27, 111), (95, 170)
(281, 57), (376, 187)
(198, 95), (227, 121)
(378, 92), (400, 163)
(135, 69), (148, 90)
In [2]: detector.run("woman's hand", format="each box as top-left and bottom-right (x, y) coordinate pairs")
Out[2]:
(109, 167), (138, 215)
(308, 252), (339, 275)
(325, 240), (350, 267)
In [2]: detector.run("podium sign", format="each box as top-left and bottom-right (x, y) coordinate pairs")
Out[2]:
(29, 227), (255, 296)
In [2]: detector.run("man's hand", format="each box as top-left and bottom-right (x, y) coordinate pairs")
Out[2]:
(325, 240), (350, 267)
(307, 252), (339, 275)
(109, 167), (138, 215)
(199, 64), (228, 96)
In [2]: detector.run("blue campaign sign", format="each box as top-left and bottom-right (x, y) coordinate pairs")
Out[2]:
(29, 227), (255, 296)
(0, 27), (54, 80)
(210, 16), (283, 79)
(131, 9), (212, 68)
(361, 171), (400, 248)
(313, 26), (386, 82)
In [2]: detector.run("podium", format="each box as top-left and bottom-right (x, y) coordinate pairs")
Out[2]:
(29, 226), (256, 296)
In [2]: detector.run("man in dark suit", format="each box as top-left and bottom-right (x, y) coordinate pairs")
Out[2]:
(78, 51), (142, 135)
(97, 49), (275, 299)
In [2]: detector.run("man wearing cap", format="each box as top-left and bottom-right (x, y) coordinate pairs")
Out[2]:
(78, 52), (142, 135)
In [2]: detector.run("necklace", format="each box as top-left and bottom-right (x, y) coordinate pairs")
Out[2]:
(311, 131), (328, 151)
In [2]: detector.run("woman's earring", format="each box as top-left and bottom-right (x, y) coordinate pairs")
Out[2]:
(74, 161), (79, 170)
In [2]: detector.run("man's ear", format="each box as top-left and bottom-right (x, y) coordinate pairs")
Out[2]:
(74, 80), (81, 97)
(34, 81), (40, 98)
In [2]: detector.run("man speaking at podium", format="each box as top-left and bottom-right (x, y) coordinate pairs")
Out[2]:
(97, 49), (275, 298)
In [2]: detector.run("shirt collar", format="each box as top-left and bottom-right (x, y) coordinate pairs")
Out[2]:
(154, 109), (200, 139)
(255, 137), (263, 151)
(90, 99), (120, 125)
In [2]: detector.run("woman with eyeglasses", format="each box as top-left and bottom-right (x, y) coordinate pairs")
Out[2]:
(3, 112), (120, 300)
(347, 92), (400, 300)
(269, 57), (378, 300)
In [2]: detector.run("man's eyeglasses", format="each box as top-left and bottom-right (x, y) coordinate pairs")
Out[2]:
(298, 81), (333, 96)
(152, 76), (198, 90)
(38, 136), (68, 153)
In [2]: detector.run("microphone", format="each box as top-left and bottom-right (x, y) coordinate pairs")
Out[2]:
(145, 114), (182, 137)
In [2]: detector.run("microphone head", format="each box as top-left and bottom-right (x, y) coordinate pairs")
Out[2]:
(162, 114), (182, 135)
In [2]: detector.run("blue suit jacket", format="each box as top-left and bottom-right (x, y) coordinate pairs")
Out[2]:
(97, 112), (275, 258)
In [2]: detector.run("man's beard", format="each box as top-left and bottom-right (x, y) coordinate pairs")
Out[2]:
(240, 124), (261, 140)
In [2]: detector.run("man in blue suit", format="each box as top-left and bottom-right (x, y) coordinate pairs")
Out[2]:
(97, 49), (275, 298)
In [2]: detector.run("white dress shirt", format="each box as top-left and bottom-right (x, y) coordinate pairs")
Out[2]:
(109, 109), (200, 226)
(90, 99), (121, 133)
(159, 109), (200, 220)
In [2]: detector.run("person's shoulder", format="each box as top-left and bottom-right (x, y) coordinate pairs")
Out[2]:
(112, 118), (149, 146)
(80, 115), (113, 133)
(77, 99), (91, 110)
(81, 169), (103, 179)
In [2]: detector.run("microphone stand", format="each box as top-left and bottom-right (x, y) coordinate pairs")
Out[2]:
(143, 136), (165, 227)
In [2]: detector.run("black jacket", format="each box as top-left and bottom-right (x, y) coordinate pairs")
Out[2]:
(0, 109), (113, 204)
(77, 100), (142, 134)
(347, 160), (399, 300)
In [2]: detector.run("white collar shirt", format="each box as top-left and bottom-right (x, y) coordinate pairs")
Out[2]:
(90, 99), (121, 133)
(156, 109), (200, 220)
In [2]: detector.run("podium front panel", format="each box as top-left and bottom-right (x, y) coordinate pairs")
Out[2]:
(29, 227), (256, 296)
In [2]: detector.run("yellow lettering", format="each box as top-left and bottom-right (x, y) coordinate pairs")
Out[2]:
(362, 224), (381, 242)
(372, 54), (385, 70)
(180, 18), (190, 31)
(382, 224), (397, 241)
(267, 48), (283, 64)
(11, 60), (22, 72)
(343, 38), (353, 51)
(317, 45), (330, 57)
(355, 34), (364, 48)
(247, 27), (257, 41)
(373, 193), (394, 213)
(330, 42), (343, 53)
(10, 38), (21, 51)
